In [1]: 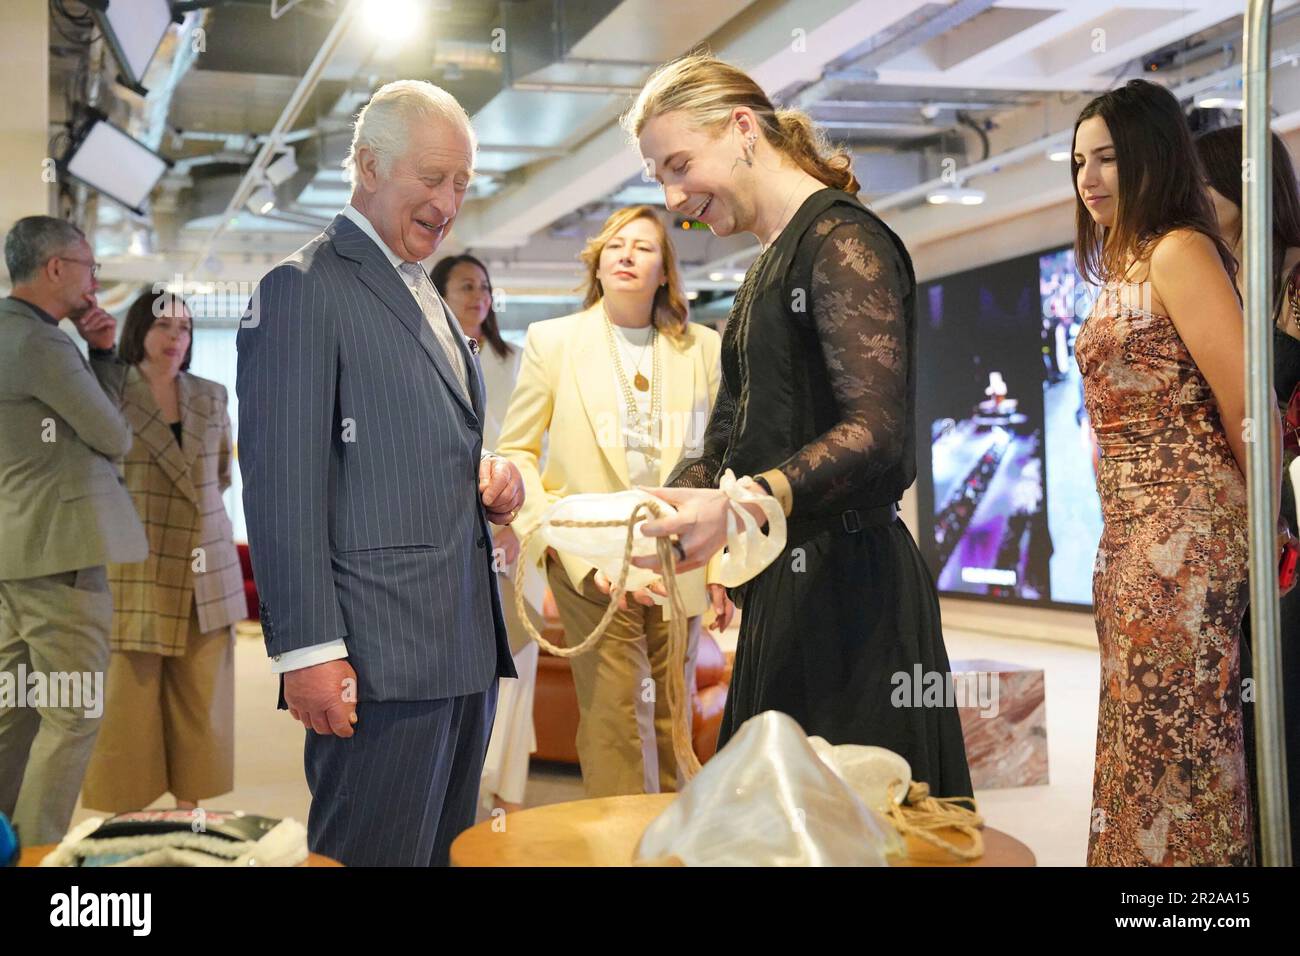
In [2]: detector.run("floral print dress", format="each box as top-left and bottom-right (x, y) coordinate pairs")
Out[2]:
(1075, 283), (1252, 866)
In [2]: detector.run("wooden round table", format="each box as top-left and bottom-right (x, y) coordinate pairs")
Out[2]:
(18, 845), (342, 867)
(451, 793), (1035, 867)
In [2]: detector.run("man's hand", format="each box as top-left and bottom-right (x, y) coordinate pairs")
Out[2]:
(284, 659), (358, 737)
(631, 487), (761, 574)
(71, 304), (117, 351)
(480, 455), (524, 524)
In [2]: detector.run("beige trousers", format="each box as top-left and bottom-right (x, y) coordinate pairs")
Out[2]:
(81, 607), (234, 811)
(546, 556), (700, 797)
(0, 567), (113, 845)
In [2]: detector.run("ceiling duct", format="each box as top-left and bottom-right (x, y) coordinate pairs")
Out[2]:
(786, 0), (1002, 109)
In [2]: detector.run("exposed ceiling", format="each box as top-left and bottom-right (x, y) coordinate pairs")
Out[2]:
(45, 0), (1300, 320)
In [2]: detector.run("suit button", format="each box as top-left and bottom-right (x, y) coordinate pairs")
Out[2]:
(465, 416), (478, 430)
(477, 535), (487, 549)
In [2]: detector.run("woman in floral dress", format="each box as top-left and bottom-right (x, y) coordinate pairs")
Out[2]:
(1071, 80), (1272, 866)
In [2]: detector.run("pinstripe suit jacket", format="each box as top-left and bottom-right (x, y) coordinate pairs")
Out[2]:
(236, 213), (515, 703)
(89, 361), (246, 654)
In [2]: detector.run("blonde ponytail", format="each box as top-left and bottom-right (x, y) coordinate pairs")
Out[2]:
(623, 53), (861, 196)
(771, 109), (859, 195)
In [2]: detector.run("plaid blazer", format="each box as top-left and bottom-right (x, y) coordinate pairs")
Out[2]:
(105, 365), (246, 655)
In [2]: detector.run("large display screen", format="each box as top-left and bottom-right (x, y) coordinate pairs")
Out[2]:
(914, 244), (1103, 609)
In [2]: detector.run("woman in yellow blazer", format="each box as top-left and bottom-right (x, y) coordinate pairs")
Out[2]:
(81, 289), (245, 812)
(497, 205), (727, 797)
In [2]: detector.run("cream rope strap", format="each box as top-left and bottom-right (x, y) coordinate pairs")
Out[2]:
(885, 779), (985, 861)
(512, 499), (702, 781)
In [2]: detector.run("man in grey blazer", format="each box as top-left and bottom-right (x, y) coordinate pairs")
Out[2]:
(237, 80), (523, 867)
(0, 215), (148, 844)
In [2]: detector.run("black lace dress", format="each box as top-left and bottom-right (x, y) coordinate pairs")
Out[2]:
(668, 188), (973, 798)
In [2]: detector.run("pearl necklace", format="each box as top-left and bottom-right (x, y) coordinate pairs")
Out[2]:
(602, 303), (661, 455)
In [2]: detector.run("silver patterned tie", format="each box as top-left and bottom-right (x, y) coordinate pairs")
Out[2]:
(398, 261), (470, 400)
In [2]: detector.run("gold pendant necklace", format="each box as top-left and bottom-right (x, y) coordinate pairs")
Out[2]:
(606, 303), (653, 390)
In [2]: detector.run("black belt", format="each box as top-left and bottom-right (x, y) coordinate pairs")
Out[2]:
(785, 502), (899, 546)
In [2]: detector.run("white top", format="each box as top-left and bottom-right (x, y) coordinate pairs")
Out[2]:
(610, 323), (658, 487)
(476, 340), (523, 453)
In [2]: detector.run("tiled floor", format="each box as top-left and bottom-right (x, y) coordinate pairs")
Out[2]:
(69, 622), (1099, 866)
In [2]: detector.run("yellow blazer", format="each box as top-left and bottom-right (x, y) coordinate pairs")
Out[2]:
(496, 305), (722, 617)
(107, 366), (246, 655)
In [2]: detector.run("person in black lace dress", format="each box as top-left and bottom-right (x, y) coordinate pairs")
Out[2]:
(622, 54), (973, 799)
(1197, 126), (1300, 860)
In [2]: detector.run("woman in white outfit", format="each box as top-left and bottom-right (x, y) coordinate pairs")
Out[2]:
(431, 254), (540, 814)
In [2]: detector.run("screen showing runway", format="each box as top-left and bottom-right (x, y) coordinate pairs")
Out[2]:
(915, 245), (1104, 609)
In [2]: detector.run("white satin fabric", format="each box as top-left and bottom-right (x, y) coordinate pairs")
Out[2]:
(713, 470), (787, 587)
(634, 711), (909, 866)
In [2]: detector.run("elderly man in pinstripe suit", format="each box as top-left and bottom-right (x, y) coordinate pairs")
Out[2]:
(236, 80), (522, 866)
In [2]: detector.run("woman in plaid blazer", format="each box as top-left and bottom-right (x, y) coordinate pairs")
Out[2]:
(81, 289), (245, 811)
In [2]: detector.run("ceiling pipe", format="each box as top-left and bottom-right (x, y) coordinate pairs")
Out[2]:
(187, 0), (360, 275)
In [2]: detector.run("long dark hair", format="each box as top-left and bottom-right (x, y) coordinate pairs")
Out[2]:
(1195, 125), (1300, 310)
(120, 287), (193, 370)
(1071, 79), (1235, 289)
(429, 254), (513, 360)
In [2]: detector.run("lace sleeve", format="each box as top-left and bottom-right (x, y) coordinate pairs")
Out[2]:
(666, 373), (736, 488)
(773, 218), (911, 511)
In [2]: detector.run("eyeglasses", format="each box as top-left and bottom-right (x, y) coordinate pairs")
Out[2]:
(58, 256), (101, 278)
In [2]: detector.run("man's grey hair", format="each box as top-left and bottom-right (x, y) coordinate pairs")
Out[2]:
(342, 79), (477, 188)
(4, 216), (85, 284)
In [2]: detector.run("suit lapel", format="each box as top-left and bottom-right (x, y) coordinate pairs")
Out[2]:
(572, 306), (631, 487)
(330, 215), (479, 423)
(177, 373), (210, 475)
(122, 367), (198, 505)
(433, 285), (485, 423)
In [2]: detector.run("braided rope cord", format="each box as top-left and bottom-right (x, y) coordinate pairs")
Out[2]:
(512, 499), (703, 782)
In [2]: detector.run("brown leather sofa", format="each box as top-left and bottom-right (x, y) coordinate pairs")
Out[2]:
(532, 622), (732, 765)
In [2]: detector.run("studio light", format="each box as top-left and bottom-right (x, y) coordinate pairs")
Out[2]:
(83, 0), (175, 95)
(265, 147), (299, 187)
(362, 0), (424, 44)
(1196, 94), (1244, 110)
(1046, 146), (1072, 163)
(61, 111), (170, 215)
(926, 186), (986, 206)
(248, 186), (277, 216)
